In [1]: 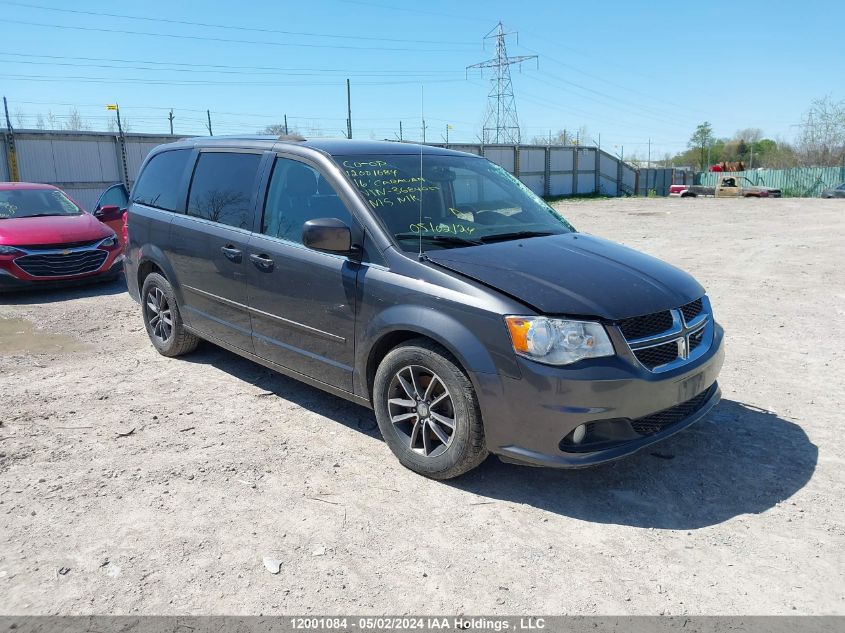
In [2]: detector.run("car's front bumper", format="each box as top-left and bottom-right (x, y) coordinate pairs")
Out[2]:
(0, 256), (124, 292)
(471, 323), (725, 468)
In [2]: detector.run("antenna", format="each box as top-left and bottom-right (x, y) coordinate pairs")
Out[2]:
(418, 85), (424, 260)
(466, 22), (537, 144)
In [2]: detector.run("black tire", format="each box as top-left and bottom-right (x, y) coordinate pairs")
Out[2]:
(140, 272), (200, 357)
(373, 338), (487, 479)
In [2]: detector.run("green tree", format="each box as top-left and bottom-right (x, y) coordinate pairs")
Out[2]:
(688, 122), (714, 170)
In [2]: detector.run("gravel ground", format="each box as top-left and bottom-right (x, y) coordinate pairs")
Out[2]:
(1, 196), (843, 615)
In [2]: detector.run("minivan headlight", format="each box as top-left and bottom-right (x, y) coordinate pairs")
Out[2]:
(99, 235), (118, 248)
(0, 245), (23, 255)
(505, 316), (614, 366)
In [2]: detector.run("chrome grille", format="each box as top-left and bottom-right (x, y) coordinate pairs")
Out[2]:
(619, 296), (713, 372)
(15, 249), (107, 278)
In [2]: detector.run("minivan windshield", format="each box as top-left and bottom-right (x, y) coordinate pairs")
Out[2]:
(338, 154), (574, 251)
(0, 189), (83, 219)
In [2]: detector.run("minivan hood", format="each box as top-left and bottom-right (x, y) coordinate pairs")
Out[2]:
(425, 233), (704, 320)
(0, 213), (112, 247)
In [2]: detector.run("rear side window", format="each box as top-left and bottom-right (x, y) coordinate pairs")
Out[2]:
(131, 149), (191, 211)
(187, 152), (262, 230)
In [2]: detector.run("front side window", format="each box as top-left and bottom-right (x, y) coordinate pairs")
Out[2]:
(97, 184), (129, 210)
(187, 152), (262, 230)
(0, 188), (82, 219)
(261, 157), (353, 243)
(132, 149), (191, 211)
(337, 153), (574, 252)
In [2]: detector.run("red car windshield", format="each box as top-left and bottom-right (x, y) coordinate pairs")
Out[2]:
(0, 189), (82, 219)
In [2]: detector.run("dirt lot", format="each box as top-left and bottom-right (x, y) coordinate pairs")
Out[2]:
(1, 197), (843, 615)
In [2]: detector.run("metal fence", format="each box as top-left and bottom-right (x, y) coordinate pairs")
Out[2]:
(434, 143), (689, 197)
(0, 129), (179, 210)
(695, 166), (845, 197)
(1, 130), (691, 210)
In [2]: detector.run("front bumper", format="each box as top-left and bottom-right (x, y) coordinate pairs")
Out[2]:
(0, 256), (124, 292)
(472, 323), (725, 468)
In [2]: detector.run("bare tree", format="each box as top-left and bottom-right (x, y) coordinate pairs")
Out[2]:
(63, 108), (90, 131)
(260, 123), (300, 136)
(46, 110), (58, 130)
(35, 113), (45, 130)
(13, 108), (26, 129)
(735, 128), (763, 143)
(797, 96), (845, 166)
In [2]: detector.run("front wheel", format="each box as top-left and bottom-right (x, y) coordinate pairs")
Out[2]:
(373, 339), (487, 479)
(141, 272), (200, 357)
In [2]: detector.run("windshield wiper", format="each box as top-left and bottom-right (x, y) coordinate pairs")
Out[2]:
(478, 230), (559, 243)
(393, 233), (483, 246)
(20, 213), (67, 218)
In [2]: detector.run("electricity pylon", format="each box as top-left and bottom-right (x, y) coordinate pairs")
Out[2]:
(467, 22), (537, 144)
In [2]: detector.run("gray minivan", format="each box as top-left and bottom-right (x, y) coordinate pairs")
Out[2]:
(124, 136), (724, 479)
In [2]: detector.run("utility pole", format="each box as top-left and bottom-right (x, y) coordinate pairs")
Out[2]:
(466, 22), (538, 144)
(647, 138), (651, 168)
(421, 118), (427, 143)
(206, 110), (213, 136)
(168, 109), (174, 135)
(2, 96), (20, 181)
(107, 103), (129, 187)
(346, 78), (352, 139)
(284, 114), (288, 135)
(445, 124), (451, 145)
(399, 121), (403, 141)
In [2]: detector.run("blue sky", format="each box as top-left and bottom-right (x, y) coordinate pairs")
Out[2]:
(1, 0), (842, 159)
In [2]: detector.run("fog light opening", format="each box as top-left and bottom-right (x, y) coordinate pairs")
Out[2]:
(571, 424), (587, 445)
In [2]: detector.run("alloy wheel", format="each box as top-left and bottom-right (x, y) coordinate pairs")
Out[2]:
(145, 287), (173, 343)
(387, 365), (456, 458)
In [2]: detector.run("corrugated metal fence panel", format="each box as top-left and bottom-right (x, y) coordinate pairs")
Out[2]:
(622, 164), (637, 191)
(61, 186), (107, 212)
(483, 147), (515, 173)
(599, 175), (618, 196)
(599, 152), (617, 178)
(446, 144), (482, 155)
(549, 174), (573, 196)
(0, 138), (9, 181)
(520, 148), (545, 173)
(549, 147), (574, 172)
(16, 138), (59, 181)
(696, 167), (845, 197)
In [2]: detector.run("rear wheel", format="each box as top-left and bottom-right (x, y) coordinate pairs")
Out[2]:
(141, 272), (199, 357)
(373, 339), (487, 479)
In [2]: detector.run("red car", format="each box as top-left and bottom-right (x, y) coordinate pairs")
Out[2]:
(0, 182), (125, 292)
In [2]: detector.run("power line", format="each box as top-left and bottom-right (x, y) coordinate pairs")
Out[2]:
(0, 51), (465, 75)
(0, 18), (477, 52)
(0, 1), (478, 46)
(0, 73), (469, 87)
(0, 58), (463, 79)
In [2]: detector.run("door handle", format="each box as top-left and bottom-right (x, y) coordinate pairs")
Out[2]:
(221, 245), (242, 262)
(250, 253), (275, 271)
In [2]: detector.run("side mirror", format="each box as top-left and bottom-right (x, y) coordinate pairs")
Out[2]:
(95, 204), (123, 220)
(302, 218), (354, 255)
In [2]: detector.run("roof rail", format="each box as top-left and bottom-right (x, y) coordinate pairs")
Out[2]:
(277, 134), (307, 142)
